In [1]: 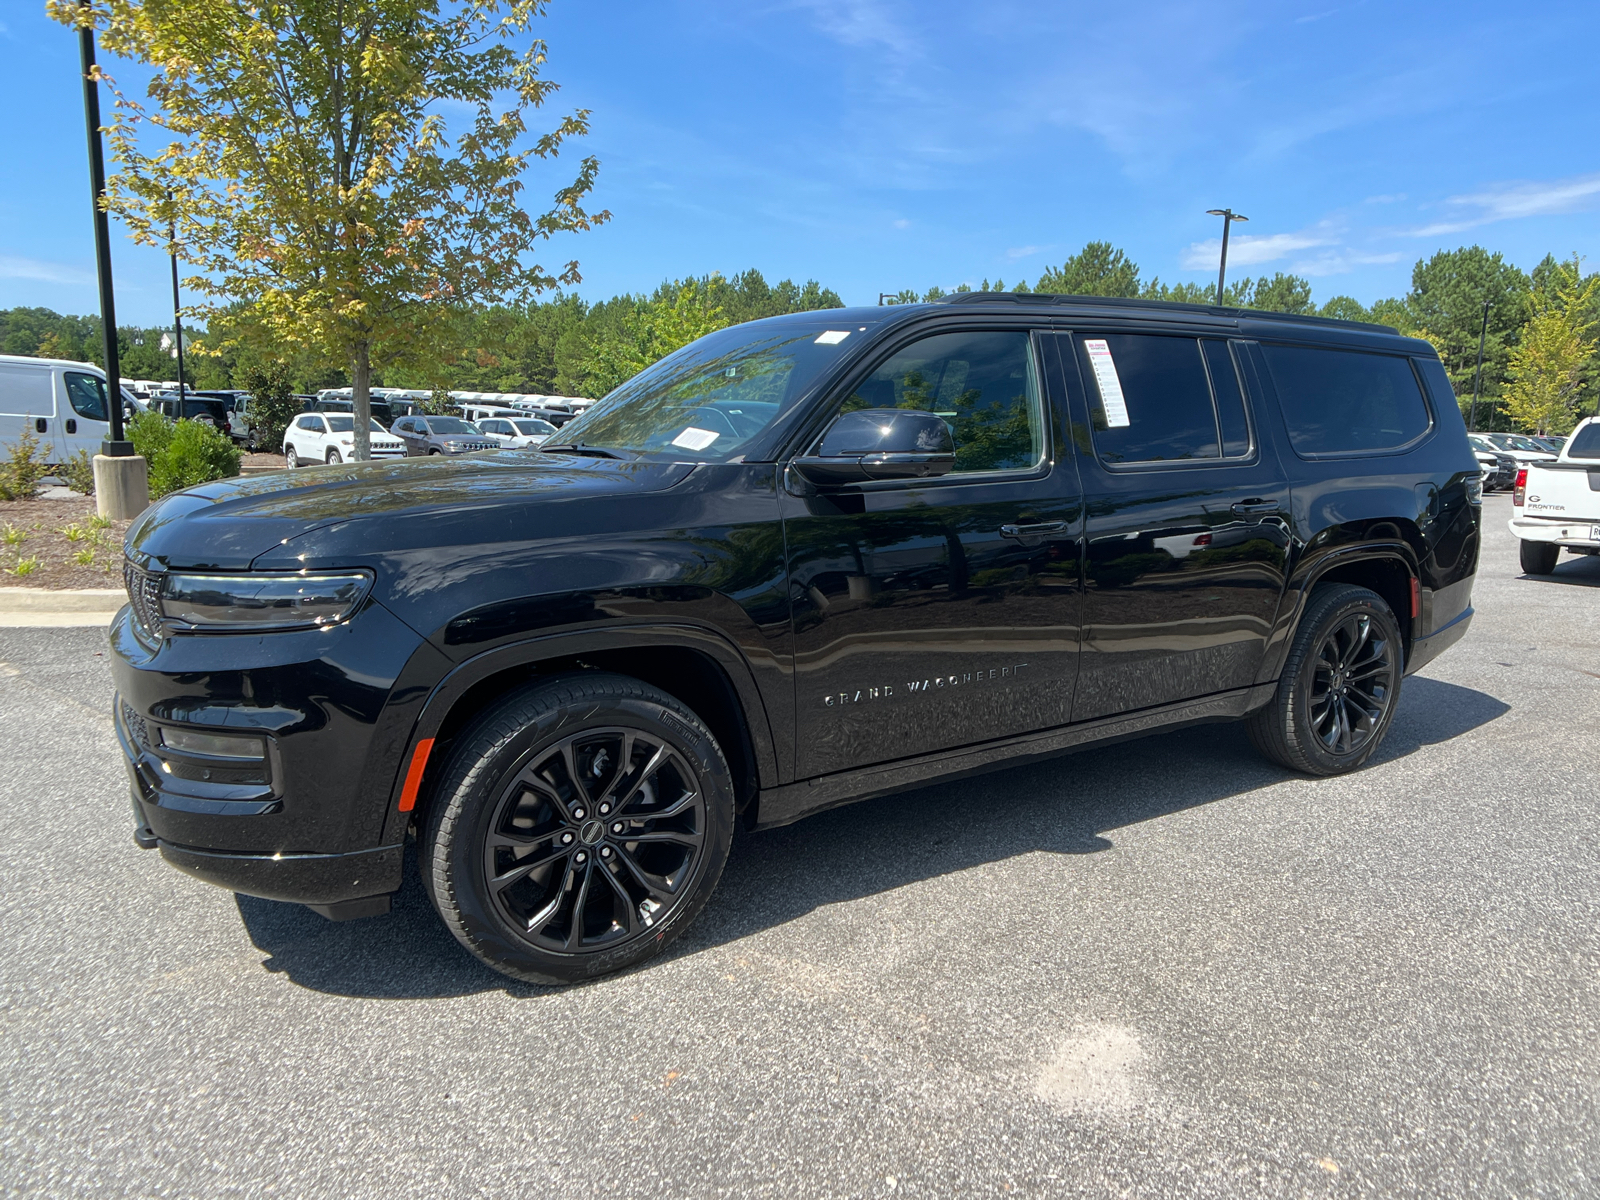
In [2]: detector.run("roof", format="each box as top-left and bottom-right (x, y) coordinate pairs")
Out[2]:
(928, 291), (1400, 334)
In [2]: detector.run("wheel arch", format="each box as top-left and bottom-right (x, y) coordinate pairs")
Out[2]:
(1262, 540), (1419, 684)
(381, 624), (778, 843)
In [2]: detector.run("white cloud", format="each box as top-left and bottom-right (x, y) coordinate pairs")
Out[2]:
(891, 218), (910, 229)
(1180, 230), (1334, 271)
(1405, 172), (1600, 237)
(0, 255), (93, 285)
(1005, 245), (1042, 260)
(1290, 250), (1403, 277)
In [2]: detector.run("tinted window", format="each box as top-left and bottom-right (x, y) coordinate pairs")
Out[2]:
(295, 415), (320, 431)
(841, 330), (1043, 473)
(1262, 345), (1431, 456)
(64, 372), (109, 421)
(1566, 422), (1600, 460)
(1202, 341), (1250, 457)
(425, 418), (476, 434)
(1078, 334), (1218, 463)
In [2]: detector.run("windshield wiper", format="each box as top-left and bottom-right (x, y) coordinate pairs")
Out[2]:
(539, 443), (626, 459)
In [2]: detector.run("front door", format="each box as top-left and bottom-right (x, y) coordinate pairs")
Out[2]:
(1045, 331), (1291, 721)
(59, 371), (111, 462)
(784, 326), (1084, 779)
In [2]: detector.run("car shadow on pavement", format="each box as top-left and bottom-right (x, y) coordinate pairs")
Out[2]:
(1519, 554), (1600, 587)
(235, 674), (1507, 1000)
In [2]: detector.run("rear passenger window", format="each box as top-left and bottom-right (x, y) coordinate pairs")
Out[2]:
(1262, 345), (1431, 456)
(1077, 334), (1246, 464)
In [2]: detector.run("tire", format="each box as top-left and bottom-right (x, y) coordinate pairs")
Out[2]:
(1519, 539), (1560, 575)
(428, 448), (442, 456)
(326, 448), (343, 464)
(285, 444), (300, 468)
(420, 672), (735, 985)
(1246, 584), (1403, 776)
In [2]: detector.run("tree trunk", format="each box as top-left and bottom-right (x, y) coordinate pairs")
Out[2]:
(351, 340), (372, 462)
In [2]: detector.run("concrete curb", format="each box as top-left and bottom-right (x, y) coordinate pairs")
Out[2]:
(0, 588), (124, 627)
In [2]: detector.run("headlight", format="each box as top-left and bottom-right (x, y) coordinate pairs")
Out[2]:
(445, 440), (465, 450)
(159, 570), (373, 632)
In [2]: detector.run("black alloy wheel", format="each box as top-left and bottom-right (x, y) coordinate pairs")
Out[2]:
(1305, 610), (1394, 756)
(421, 673), (734, 984)
(1247, 583), (1402, 776)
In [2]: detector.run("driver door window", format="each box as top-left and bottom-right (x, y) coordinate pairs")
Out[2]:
(840, 330), (1044, 474)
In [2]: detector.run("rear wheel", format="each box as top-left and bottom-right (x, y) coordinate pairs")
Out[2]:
(420, 673), (735, 985)
(1519, 540), (1560, 575)
(284, 444), (300, 468)
(1247, 584), (1402, 776)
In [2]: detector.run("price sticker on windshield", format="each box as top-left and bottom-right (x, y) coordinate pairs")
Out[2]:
(1083, 339), (1131, 428)
(671, 427), (718, 451)
(814, 331), (851, 344)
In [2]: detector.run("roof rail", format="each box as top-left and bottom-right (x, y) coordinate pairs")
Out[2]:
(928, 291), (1397, 334)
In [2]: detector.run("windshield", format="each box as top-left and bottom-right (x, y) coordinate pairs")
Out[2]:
(549, 321), (865, 459)
(514, 419), (555, 435)
(325, 416), (387, 433)
(425, 418), (479, 435)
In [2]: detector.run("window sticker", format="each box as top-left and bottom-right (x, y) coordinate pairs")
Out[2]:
(1083, 339), (1131, 428)
(814, 330), (851, 345)
(671, 426), (719, 451)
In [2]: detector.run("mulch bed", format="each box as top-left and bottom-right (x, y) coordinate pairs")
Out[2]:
(0, 494), (132, 590)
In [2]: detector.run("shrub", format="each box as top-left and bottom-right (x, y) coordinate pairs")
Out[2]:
(148, 418), (241, 498)
(59, 449), (96, 497)
(128, 410), (174, 463)
(0, 428), (47, 501)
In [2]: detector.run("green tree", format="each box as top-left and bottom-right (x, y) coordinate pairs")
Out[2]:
(1319, 296), (1371, 323)
(235, 358), (302, 450)
(59, 0), (608, 460)
(1405, 246), (1530, 427)
(1035, 242), (1142, 297)
(580, 282), (729, 397)
(1502, 257), (1599, 435)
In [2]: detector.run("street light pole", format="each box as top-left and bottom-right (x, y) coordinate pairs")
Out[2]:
(1205, 208), (1249, 306)
(169, 198), (186, 406)
(78, 0), (127, 454)
(1468, 298), (1490, 433)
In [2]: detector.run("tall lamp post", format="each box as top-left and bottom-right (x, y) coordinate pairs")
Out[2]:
(1468, 298), (1490, 433)
(168, 197), (186, 406)
(77, 0), (148, 518)
(1205, 208), (1249, 305)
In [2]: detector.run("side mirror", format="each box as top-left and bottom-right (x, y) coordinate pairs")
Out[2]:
(793, 408), (956, 485)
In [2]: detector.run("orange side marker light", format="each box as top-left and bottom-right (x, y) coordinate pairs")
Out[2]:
(398, 737), (435, 812)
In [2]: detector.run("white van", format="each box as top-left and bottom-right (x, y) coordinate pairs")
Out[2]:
(0, 355), (139, 464)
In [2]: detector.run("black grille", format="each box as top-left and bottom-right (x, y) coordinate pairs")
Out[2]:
(123, 560), (164, 640)
(120, 700), (150, 749)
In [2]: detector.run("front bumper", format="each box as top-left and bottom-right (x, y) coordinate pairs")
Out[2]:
(110, 599), (442, 906)
(1509, 514), (1600, 549)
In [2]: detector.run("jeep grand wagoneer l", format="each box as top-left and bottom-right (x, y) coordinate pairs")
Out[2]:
(113, 295), (1480, 983)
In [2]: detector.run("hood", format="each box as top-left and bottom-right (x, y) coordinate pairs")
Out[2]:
(126, 451), (694, 570)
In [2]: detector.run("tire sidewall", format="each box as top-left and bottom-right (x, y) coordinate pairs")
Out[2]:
(432, 685), (735, 984)
(1289, 592), (1403, 773)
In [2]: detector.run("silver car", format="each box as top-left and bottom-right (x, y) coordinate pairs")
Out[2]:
(391, 414), (502, 456)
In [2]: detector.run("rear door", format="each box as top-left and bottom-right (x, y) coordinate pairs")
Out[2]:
(1046, 330), (1291, 721)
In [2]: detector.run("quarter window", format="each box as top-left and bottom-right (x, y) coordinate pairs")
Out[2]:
(840, 330), (1044, 474)
(1261, 344), (1431, 456)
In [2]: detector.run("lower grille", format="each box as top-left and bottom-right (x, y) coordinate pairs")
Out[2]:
(120, 700), (150, 749)
(123, 560), (164, 640)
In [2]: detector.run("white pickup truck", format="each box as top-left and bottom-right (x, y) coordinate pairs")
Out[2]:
(1510, 416), (1600, 574)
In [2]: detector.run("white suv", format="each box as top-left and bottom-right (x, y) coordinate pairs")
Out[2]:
(282, 412), (406, 467)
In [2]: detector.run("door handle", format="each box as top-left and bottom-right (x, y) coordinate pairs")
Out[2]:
(1000, 521), (1069, 540)
(1230, 500), (1279, 516)
(66, 419), (77, 434)
(35, 418), (47, 434)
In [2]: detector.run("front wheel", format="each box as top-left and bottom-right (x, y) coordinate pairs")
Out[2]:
(284, 444), (300, 468)
(1247, 584), (1402, 776)
(1519, 540), (1560, 575)
(420, 673), (735, 985)
(326, 448), (343, 464)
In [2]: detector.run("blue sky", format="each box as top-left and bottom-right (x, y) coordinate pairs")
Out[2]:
(2, 0), (1598, 325)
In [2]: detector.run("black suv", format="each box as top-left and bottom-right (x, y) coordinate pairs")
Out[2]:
(112, 296), (1480, 983)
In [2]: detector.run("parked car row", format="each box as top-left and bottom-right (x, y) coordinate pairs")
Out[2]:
(280, 411), (557, 466)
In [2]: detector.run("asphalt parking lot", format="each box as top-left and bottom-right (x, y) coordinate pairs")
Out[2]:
(1, 491), (1595, 1198)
